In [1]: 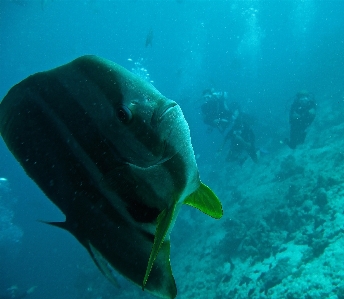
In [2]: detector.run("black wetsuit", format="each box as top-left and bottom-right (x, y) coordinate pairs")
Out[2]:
(201, 95), (233, 133)
(288, 95), (316, 149)
(224, 114), (257, 165)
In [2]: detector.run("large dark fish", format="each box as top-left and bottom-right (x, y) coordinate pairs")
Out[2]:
(0, 55), (222, 299)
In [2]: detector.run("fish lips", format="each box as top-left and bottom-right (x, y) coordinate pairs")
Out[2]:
(156, 102), (187, 164)
(159, 102), (178, 121)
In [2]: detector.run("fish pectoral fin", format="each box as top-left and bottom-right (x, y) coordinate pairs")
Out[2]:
(88, 242), (121, 288)
(143, 204), (176, 291)
(184, 182), (223, 219)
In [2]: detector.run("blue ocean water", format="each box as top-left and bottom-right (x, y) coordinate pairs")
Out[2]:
(1, 1), (344, 298)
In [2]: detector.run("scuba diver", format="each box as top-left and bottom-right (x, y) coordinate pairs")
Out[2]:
(285, 90), (316, 149)
(200, 88), (239, 133)
(220, 109), (258, 166)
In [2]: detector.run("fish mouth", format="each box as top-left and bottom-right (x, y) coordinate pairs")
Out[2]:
(158, 102), (177, 121)
(151, 101), (178, 129)
(147, 101), (179, 165)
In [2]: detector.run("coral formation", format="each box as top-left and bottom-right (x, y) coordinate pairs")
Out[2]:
(168, 92), (344, 299)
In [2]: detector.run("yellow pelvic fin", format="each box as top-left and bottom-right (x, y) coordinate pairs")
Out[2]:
(143, 203), (177, 289)
(184, 182), (223, 219)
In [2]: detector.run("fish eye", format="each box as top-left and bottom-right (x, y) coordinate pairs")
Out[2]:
(116, 105), (132, 124)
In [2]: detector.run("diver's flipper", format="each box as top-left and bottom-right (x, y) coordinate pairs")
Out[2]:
(184, 182), (223, 219)
(144, 205), (177, 298)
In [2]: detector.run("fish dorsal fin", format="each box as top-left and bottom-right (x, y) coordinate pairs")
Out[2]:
(40, 220), (69, 230)
(88, 242), (120, 288)
(143, 204), (177, 290)
(184, 182), (223, 219)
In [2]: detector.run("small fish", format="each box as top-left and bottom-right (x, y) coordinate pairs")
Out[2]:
(0, 55), (222, 299)
(145, 28), (153, 47)
(41, 0), (52, 11)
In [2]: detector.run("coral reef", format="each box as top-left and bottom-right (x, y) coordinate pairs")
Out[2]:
(168, 92), (344, 299)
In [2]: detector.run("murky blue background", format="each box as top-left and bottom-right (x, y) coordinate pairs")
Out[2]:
(1, 1), (344, 298)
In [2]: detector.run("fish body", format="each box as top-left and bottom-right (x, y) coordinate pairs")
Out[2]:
(0, 55), (222, 298)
